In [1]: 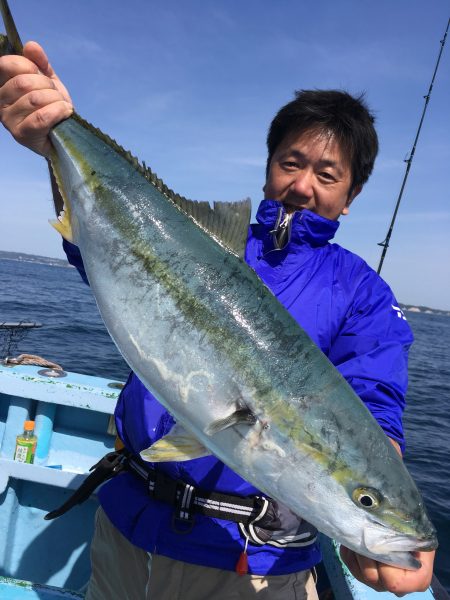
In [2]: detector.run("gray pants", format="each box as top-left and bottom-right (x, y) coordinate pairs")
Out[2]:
(86, 507), (319, 600)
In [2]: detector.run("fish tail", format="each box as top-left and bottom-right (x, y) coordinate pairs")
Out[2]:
(0, 0), (23, 56)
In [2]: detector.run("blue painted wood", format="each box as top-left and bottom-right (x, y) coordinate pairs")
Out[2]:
(35, 402), (57, 462)
(0, 364), (123, 414)
(0, 364), (122, 594)
(0, 576), (84, 599)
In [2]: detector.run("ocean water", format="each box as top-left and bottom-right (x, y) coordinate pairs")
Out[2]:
(0, 257), (448, 592)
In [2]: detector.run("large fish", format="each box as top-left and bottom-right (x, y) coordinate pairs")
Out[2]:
(0, 0), (437, 569)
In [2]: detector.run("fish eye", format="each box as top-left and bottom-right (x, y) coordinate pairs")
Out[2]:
(352, 487), (382, 510)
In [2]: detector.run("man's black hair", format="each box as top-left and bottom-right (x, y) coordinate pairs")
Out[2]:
(266, 90), (379, 194)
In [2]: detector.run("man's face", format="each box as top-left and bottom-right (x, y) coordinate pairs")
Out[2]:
(264, 128), (361, 220)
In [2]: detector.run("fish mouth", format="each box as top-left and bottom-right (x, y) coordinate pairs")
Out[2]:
(362, 523), (438, 569)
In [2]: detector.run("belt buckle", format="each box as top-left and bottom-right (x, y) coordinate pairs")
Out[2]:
(153, 470), (179, 504)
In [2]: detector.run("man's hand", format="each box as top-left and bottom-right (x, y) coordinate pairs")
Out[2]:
(341, 437), (436, 596)
(0, 41), (72, 156)
(340, 546), (436, 596)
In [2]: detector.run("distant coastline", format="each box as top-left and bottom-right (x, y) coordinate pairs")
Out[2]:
(399, 303), (450, 318)
(1, 249), (448, 316)
(0, 249), (71, 269)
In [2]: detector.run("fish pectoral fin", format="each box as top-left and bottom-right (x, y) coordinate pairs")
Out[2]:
(49, 210), (73, 243)
(140, 430), (211, 463)
(205, 407), (257, 436)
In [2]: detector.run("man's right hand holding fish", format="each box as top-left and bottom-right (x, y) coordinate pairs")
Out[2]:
(0, 41), (72, 156)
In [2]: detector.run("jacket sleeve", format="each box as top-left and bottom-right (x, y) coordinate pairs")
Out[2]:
(62, 239), (89, 285)
(328, 269), (413, 452)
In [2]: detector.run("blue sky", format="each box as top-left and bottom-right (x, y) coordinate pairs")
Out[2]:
(1, 1), (449, 309)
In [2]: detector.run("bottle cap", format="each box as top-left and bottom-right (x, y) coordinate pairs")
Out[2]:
(24, 420), (35, 431)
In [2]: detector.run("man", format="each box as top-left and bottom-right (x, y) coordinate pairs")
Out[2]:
(0, 41), (435, 598)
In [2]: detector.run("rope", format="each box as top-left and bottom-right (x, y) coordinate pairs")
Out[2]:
(4, 353), (63, 370)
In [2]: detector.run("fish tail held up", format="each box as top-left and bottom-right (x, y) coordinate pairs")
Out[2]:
(0, 0), (23, 56)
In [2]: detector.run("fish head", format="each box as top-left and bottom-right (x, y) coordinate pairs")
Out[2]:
(344, 478), (438, 569)
(248, 394), (438, 571)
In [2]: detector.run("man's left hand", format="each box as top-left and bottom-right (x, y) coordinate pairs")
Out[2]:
(340, 546), (435, 597)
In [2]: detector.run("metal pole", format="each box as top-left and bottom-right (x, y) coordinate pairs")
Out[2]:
(377, 18), (449, 275)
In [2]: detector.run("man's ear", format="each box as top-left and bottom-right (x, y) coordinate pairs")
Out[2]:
(342, 185), (362, 215)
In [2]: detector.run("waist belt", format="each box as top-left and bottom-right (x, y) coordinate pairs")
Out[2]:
(44, 448), (317, 549)
(44, 449), (265, 525)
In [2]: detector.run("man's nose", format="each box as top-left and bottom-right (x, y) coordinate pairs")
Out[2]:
(290, 170), (313, 197)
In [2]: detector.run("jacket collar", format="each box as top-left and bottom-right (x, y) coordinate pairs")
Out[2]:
(255, 199), (340, 251)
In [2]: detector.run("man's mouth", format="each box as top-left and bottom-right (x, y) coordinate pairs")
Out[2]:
(281, 199), (311, 213)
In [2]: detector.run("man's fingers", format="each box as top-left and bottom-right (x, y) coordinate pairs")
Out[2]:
(17, 100), (73, 139)
(23, 41), (72, 103)
(354, 552), (383, 590)
(0, 43), (72, 104)
(7, 100), (73, 156)
(23, 41), (51, 75)
(0, 41), (73, 155)
(340, 546), (434, 597)
(340, 547), (384, 592)
(0, 73), (57, 108)
(2, 87), (64, 119)
(378, 552), (434, 596)
(0, 54), (40, 86)
(340, 547), (366, 581)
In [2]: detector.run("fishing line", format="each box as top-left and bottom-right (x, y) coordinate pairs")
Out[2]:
(377, 17), (449, 275)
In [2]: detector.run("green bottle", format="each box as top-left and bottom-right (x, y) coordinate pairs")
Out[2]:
(14, 420), (37, 464)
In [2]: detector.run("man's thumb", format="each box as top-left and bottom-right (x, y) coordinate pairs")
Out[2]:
(23, 40), (54, 77)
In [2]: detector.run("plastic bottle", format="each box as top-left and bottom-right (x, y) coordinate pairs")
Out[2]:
(14, 420), (37, 464)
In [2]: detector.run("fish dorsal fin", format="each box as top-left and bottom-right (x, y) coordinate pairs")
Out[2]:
(70, 114), (251, 258)
(175, 198), (252, 258)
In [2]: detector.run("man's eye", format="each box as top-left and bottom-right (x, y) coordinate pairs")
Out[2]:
(282, 161), (298, 169)
(319, 172), (336, 181)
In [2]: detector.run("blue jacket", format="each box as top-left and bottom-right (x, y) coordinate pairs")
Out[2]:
(63, 199), (413, 575)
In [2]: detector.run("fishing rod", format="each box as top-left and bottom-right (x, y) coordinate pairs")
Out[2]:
(377, 17), (449, 275)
